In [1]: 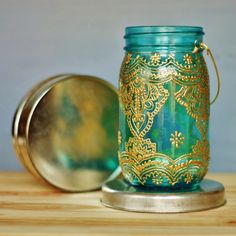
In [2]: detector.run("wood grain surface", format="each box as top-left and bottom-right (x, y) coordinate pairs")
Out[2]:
(0, 172), (235, 235)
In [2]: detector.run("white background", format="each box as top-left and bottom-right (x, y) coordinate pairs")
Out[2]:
(0, 0), (235, 171)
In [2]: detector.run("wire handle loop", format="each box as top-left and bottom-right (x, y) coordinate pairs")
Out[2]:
(193, 42), (221, 105)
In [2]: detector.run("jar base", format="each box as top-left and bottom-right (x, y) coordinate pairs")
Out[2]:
(128, 180), (200, 192)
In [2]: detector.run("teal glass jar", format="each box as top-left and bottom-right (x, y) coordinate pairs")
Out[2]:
(118, 26), (219, 189)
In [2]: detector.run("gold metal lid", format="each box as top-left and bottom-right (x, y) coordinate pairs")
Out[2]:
(12, 74), (120, 192)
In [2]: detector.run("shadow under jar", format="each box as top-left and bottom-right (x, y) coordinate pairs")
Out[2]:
(118, 26), (210, 190)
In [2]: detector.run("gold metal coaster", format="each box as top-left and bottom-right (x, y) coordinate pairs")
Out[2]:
(12, 74), (120, 192)
(101, 177), (226, 213)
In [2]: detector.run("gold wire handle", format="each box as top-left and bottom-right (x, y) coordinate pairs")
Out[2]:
(193, 42), (221, 105)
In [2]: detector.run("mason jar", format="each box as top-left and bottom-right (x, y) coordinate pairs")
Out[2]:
(118, 26), (219, 189)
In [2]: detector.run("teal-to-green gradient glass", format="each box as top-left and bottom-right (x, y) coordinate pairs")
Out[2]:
(118, 26), (210, 189)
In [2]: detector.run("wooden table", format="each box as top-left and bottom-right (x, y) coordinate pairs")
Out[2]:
(0, 172), (235, 235)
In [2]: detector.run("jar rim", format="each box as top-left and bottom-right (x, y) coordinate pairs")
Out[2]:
(125, 25), (204, 37)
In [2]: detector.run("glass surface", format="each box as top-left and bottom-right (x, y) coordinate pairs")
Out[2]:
(119, 26), (209, 189)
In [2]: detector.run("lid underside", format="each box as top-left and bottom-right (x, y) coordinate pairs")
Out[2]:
(13, 75), (120, 192)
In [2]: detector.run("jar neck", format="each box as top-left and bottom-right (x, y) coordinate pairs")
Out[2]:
(124, 26), (204, 53)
